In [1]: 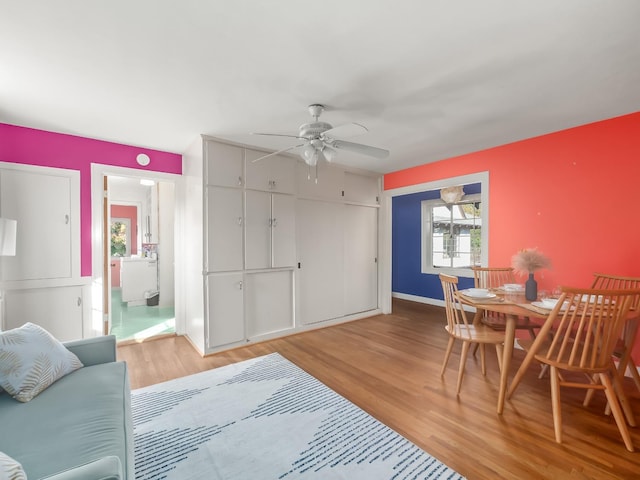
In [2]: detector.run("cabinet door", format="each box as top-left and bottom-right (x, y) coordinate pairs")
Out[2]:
(295, 161), (344, 200)
(206, 273), (244, 348)
(4, 286), (83, 341)
(296, 199), (344, 325)
(205, 140), (244, 187)
(245, 270), (293, 338)
(245, 190), (271, 270)
(206, 187), (243, 272)
(0, 168), (73, 281)
(269, 154), (296, 194)
(272, 194), (296, 268)
(245, 149), (295, 194)
(343, 172), (380, 204)
(344, 205), (378, 314)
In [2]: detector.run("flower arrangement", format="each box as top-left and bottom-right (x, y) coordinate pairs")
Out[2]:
(511, 248), (551, 276)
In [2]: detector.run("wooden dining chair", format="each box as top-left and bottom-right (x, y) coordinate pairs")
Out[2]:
(509, 286), (640, 451)
(471, 266), (541, 339)
(583, 273), (640, 412)
(439, 273), (505, 395)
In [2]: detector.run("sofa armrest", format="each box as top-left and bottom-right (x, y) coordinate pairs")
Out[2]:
(40, 456), (123, 480)
(63, 336), (117, 366)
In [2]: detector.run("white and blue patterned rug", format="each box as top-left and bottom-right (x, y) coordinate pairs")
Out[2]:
(132, 353), (464, 479)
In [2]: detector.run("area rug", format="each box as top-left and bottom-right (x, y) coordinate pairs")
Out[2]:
(132, 353), (464, 479)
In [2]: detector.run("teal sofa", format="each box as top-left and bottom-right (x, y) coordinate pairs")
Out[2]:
(0, 336), (134, 479)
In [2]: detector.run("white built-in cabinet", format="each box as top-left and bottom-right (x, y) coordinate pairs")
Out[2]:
(206, 187), (244, 272)
(344, 205), (378, 314)
(0, 163), (86, 341)
(205, 141), (244, 188)
(245, 191), (295, 269)
(296, 199), (345, 324)
(183, 136), (381, 354)
(245, 270), (293, 337)
(245, 149), (296, 194)
(206, 273), (245, 347)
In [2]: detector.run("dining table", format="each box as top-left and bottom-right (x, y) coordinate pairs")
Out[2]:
(455, 287), (552, 414)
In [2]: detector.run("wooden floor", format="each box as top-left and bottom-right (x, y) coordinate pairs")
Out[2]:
(117, 298), (640, 479)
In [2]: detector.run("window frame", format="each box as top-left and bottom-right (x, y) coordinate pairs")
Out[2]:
(421, 194), (482, 275)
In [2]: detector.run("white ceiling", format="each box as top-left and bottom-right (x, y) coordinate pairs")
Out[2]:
(2, 1), (639, 173)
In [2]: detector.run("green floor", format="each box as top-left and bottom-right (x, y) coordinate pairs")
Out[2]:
(110, 288), (175, 342)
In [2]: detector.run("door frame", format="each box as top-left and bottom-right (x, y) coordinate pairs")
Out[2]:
(91, 164), (182, 337)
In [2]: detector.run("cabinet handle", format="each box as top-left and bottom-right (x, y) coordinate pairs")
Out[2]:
(269, 180), (276, 189)
(77, 297), (82, 306)
(237, 176), (243, 186)
(65, 214), (69, 225)
(272, 218), (277, 227)
(237, 281), (243, 290)
(237, 217), (243, 226)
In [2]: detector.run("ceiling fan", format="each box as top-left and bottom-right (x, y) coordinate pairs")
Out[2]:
(251, 104), (389, 180)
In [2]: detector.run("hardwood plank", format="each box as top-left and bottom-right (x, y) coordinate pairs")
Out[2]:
(117, 298), (640, 479)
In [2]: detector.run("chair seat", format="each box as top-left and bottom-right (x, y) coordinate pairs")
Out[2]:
(446, 324), (506, 343)
(519, 338), (612, 374)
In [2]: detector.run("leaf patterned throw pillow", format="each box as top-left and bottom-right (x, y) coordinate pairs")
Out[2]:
(0, 451), (27, 480)
(0, 323), (83, 403)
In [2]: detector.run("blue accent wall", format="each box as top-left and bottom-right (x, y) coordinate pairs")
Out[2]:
(392, 183), (481, 300)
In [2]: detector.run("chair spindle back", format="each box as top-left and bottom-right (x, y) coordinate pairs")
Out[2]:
(538, 287), (639, 371)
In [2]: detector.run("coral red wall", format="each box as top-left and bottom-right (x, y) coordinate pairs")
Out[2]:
(384, 111), (640, 363)
(385, 112), (640, 288)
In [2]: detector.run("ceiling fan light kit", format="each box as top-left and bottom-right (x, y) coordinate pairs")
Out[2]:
(251, 104), (389, 181)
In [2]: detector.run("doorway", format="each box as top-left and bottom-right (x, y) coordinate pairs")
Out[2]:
(106, 175), (176, 342)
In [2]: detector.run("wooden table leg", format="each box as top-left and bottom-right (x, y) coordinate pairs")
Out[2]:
(497, 315), (516, 414)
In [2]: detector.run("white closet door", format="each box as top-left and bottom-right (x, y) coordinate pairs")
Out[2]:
(245, 270), (293, 338)
(0, 169), (72, 281)
(205, 141), (244, 188)
(344, 205), (378, 314)
(4, 286), (83, 341)
(296, 199), (344, 325)
(271, 194), (295, 268)
(206, 187), (243, 272)
(244, 190), (271, 270)
(206, 273), (244, 348)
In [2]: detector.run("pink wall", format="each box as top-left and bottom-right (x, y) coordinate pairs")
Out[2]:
(0, 123), (182, 277)
(384, 111), (640, 362)
(111, 205), (138, 256)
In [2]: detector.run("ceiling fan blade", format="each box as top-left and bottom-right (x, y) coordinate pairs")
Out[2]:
(322, 122), (368, 140)
(251, 144), (305, 163)
(329, 139), (389, 159)
(251, 132), (305, 140)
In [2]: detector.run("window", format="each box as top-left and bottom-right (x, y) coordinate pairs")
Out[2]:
(422, 195), (482, 273)
(111, 218), (131, 257)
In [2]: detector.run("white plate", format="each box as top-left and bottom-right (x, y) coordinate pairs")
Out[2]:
(531, 301), (569, 310)
(463, 289), (497, 299)
(503, 283), (524, 292)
